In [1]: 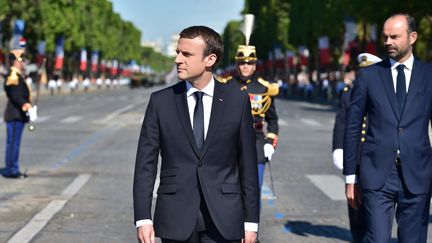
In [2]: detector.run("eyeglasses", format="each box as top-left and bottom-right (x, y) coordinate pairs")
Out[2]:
(238, 61), (256, 66)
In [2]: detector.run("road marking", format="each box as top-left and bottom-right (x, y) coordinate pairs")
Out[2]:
(306, 174), (346, 201)
(7, 174), (91, 243)
(60, 116), (82, 123)
(52, 125), (121, 170)
(278, 118), (288, 126)
(300, 118), (322, 127)
(301, 103), (334, 111)
(35, 116), (50, 123)
(60, 174), (91, 199)
(94, 98), (148, 125)
(94, 104), (134, 124)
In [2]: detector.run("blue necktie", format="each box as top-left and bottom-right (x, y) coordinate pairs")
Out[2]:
(193, 91), (204, 150)
(396, 64), (406, 114)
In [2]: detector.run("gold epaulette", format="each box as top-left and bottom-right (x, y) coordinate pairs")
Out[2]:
(257, 77), (279, 96)
(6, 70), (19, 86)
(217, 76), (232, 84)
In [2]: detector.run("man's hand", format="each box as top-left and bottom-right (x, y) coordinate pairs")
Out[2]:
(263, 143), (275, 161)
(137, 225), (155, 243)
(242, 231), (257, 243)
(345, 183), (362, 209)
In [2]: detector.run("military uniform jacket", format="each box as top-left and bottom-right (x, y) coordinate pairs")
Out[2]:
(332, 86), (352, 151)
(4, 66), (30, 122)
(332, 86), (368, 172)
(226, 74), (279, 163)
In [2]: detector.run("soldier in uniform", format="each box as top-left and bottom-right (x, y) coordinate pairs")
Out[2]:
(222, 36), (279, 206)
(3, 38), (36, 178)
(332, 52), (381, 242)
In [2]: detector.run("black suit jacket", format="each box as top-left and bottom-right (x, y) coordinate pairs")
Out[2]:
(133, 79), (259, 240)
(3, 67), (30, 122)
(344, 59), (432, 194)
(332, 87), (352, 151)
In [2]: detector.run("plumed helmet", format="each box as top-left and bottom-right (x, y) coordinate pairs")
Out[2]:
(10, 37), (26, 62)
(235, 14), (257, 63)
(235, 45), (257, 62)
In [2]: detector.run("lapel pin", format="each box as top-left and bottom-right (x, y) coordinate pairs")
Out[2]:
(219, 98), (223, 102)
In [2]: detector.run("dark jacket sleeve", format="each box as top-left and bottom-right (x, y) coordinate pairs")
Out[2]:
(238, 92), (260, 223)
(332, 89), (351, 151)
(264, 96), (279, 148)
(133, 94), (160, 223)
(343, 71), (368, 176)
(265, 96), (279, 138)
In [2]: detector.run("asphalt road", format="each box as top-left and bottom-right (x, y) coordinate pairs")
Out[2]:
(0, 85), (431, 243)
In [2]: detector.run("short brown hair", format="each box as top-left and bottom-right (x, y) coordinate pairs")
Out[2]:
(388, 13), (416, 33)
(179, 26), (223, 67)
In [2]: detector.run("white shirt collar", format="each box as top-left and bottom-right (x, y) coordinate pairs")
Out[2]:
(390, 53), (414, 71)
(186, 77), (215, 98)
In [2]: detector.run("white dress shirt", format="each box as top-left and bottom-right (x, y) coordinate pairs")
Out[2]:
(137, 77), (258, 232)
(345, 54), (414, 184)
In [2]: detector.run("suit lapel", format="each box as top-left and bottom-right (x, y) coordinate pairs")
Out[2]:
(401, 59), (424, 120)
(378, 59), (400, 121)
(201, 80), (225, 158)
(173, 81), (201, 157)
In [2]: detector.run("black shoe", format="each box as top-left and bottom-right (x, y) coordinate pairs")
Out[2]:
(5, 172), (28, 179)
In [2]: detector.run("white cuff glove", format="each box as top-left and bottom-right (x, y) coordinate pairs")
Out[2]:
(264, 143), (275, 161)
(332, 148), (343, 170)
(28, 105), (37, 122)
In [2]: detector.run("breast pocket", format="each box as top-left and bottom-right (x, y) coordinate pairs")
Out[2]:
(218, 123), (238, 131)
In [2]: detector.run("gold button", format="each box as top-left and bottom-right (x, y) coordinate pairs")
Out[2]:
(361, 130), (366, 134)
(362, 123), (366, 128)
(361, 138), (366, 142)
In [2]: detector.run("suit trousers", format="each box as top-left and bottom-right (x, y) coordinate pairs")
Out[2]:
(362, 163), (430, 243)
(161, 191), (241, 243)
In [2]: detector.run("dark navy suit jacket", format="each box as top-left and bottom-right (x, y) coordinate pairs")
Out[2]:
(133, 80), (259, 241)
(343, 58), (432, 194)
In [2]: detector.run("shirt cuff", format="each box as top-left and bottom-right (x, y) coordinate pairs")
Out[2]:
(244, 222), (258, 232)
(345, 174), (357, 184)
(136, 219), (153, 228)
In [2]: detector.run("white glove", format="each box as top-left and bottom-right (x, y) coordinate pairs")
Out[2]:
(264, 143), (275, 161)
(28, 105), (37, 122)
(332, 148), (344, 170)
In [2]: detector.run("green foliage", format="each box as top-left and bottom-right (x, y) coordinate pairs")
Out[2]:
(224, 0), (432, 69)
(140, 47), (174, 73)
(221, 20), (243, 67)
(0, 0), (172, 74)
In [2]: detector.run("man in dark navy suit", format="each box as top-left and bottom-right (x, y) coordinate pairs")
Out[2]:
(344, 13), (432, 243)
(133, 26), (259, 243)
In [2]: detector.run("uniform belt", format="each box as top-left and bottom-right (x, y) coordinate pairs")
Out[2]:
(253, 122), (264, 130)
